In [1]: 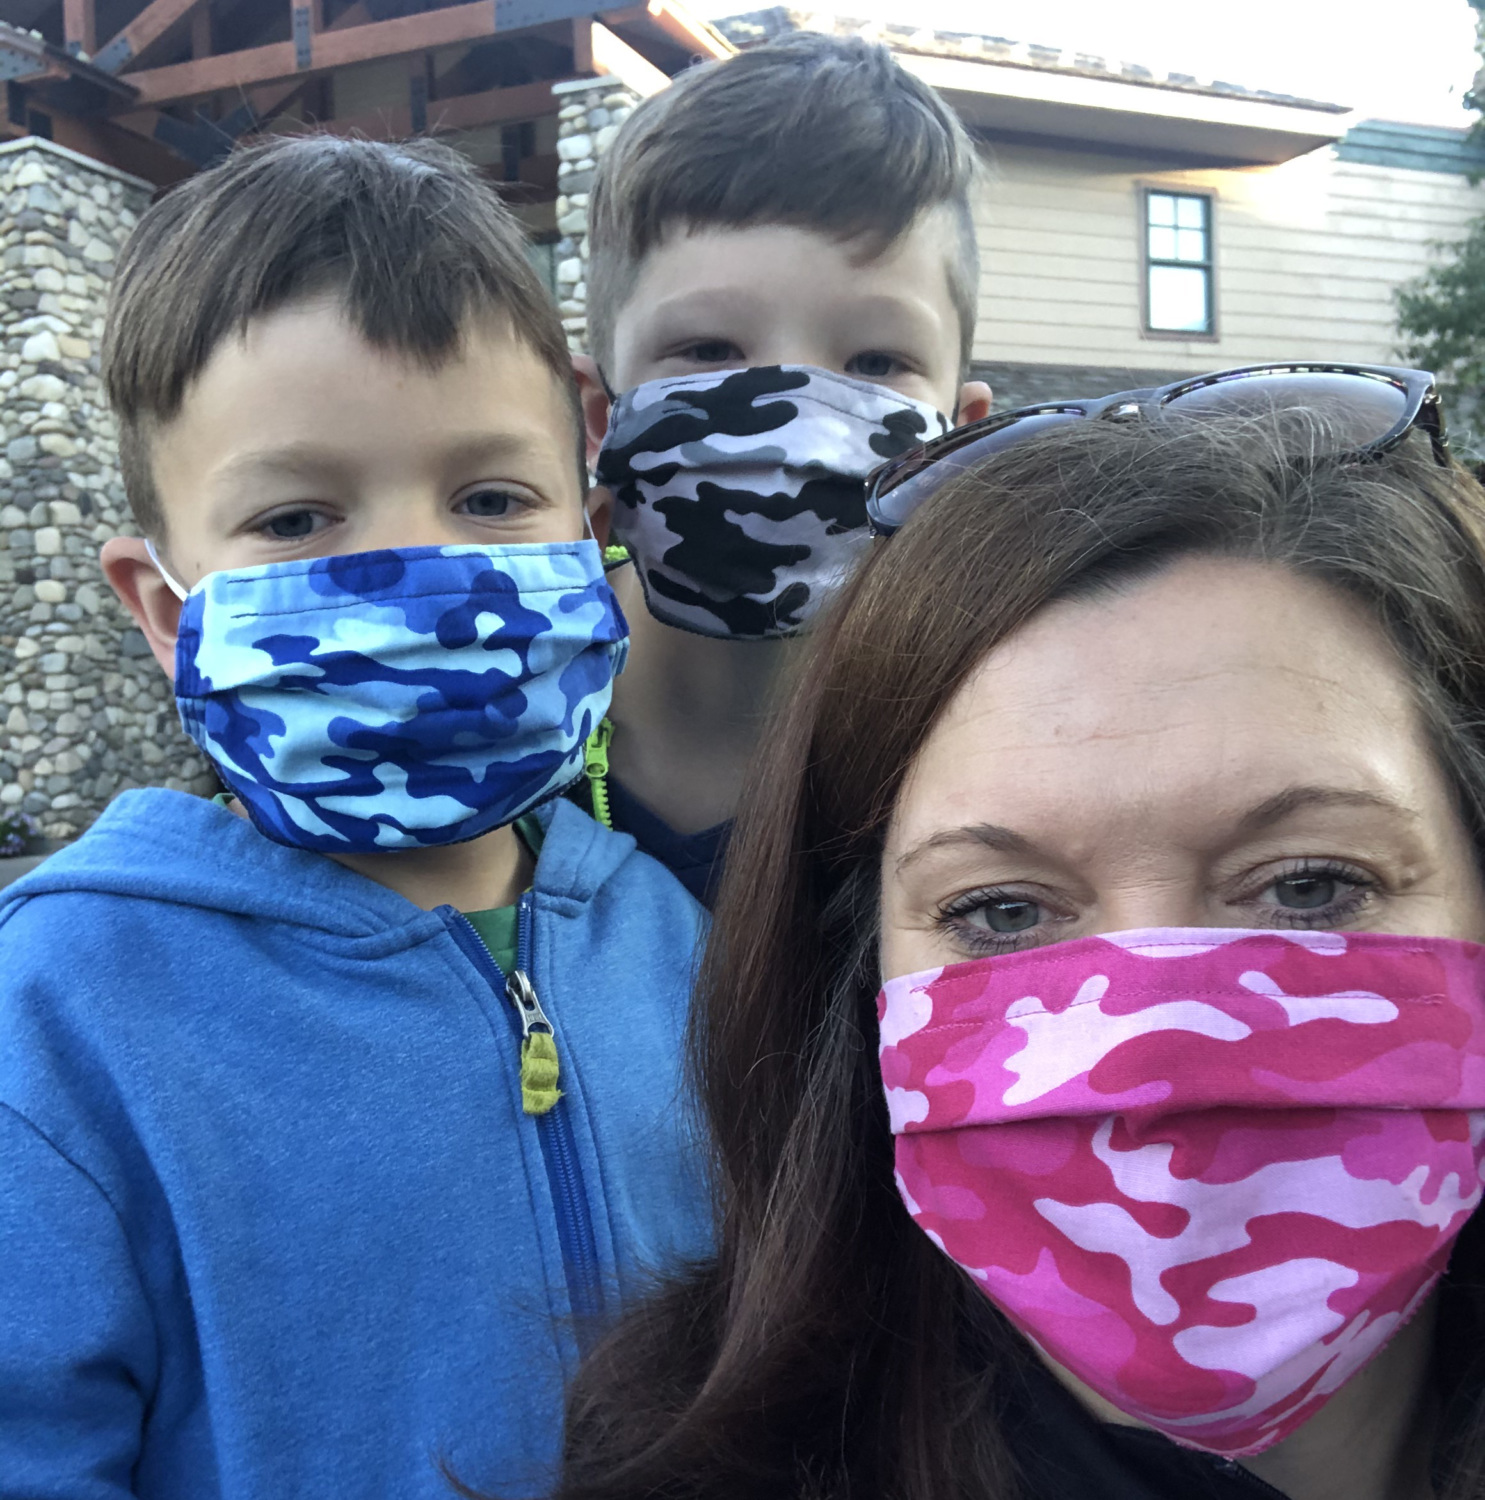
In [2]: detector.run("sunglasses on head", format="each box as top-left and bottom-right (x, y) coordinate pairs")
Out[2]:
(865, 363), (1449, 537)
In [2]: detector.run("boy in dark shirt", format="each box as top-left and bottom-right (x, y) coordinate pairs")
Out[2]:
(574, 32), (993, 903)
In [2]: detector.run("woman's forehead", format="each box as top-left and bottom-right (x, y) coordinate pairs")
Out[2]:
(886, 556), (1441, 854)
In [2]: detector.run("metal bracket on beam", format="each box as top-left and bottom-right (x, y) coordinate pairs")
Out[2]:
(0, 44), (43, 82)
(91, 33), (133, 73)
(495, 0), (601, 30)
(292, 6), (312, 70)
(409, 73), (428, 134)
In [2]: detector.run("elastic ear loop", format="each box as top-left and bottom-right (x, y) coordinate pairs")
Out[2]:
(144, 538), (190, 601)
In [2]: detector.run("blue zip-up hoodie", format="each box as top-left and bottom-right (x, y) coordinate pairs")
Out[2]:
(0, 788), (711, 1498)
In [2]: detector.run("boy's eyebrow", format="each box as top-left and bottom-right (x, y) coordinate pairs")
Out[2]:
(213, 432), (543, 485)
(643, 287), (768, 332)
(644, 286), (945, 345)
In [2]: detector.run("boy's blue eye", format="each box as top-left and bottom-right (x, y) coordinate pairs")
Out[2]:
(265, 510), (319, 539)
(846, 351), (901, 379)
(684, 340), (740, 364)
(460, 488), (516, 518)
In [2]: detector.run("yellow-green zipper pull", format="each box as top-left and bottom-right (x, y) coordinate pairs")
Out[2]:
(583, 716), (615, 831)
(507, 969), (562, 1116)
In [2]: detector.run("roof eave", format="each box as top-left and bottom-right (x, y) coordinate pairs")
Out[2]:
(900, 53), (1352, 166)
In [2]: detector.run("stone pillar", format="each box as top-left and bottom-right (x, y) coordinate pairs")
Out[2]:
(0, 137), (216, 842)
(552, 76), (642, 354)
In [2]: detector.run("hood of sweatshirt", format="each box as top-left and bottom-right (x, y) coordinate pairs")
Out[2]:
(0, 787), (635, 937)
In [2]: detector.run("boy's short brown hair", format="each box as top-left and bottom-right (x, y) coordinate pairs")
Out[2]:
(103, 134), (578, 537)
(587, 30), (981, 374)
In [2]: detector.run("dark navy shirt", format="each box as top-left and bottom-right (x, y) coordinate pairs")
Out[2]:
(605, 777), (730, 908)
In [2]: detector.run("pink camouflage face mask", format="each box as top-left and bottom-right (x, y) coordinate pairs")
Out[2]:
(877, 927), (1485, 1457)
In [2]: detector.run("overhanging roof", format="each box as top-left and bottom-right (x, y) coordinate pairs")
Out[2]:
(717, 10), (1351, 167)
(905, 51), (1350, 164)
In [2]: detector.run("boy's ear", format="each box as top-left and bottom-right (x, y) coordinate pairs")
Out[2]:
(585, 485), (613, 550)
(99, 536), (183, 681)
(954, 379), (994, 429)
(571, 353), (613, 470)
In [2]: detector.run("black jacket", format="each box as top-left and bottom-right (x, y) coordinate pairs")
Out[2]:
(1003, 1359), (1292, 1499)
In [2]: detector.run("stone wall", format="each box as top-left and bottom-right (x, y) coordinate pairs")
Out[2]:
(0, 137), (216, 841)
(552, 76), (642, 354)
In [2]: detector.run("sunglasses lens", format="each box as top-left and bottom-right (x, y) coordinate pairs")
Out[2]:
(868, 410), (1086, 531)
(1165, 372), (1410, 449)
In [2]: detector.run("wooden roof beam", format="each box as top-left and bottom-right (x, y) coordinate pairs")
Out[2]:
(117, 0), (515, 107)
(577, 20), (670, 96)
(63, 0), (96, 59)
(308, 76), (562, 140)
(600, 2), (732, 61)
(94, 0), (206, 74)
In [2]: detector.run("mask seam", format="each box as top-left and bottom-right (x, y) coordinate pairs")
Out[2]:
(627, 390), (944, 426)
(205, 587), (612, 620)
(914, 938), (1456, 979)
(906, 991), (1452, 1033)
(644, 365), (943, 407)
(197, 543), (599, 586)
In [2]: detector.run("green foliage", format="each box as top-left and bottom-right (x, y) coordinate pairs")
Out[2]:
(1398, 219), (1485, 451)
(1395, 0), (1485, 455)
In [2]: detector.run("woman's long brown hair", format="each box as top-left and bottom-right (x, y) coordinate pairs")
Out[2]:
(552, 415), (1485, 1499)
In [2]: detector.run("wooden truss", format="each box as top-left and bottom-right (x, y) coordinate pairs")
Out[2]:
(0, 0), (731, 183)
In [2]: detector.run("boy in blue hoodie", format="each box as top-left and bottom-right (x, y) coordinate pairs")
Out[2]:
(0, 136), (708, 1498)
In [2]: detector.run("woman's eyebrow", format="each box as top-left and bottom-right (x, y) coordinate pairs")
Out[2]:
(1236, 785), (1419, 832)
(894, 822), (1038, 873)
(895, 789), (1418, 874)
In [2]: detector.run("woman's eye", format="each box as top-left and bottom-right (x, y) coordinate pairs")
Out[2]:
(970, 898), (1042, 933)
(936, 888), (1061, 955)
(1248, 862), (1375, 927)
(261, 509), (324, 540)
(845, 351), (904, 379)
(457, 487), (523, 519)
(1270, 874), (1341, 910)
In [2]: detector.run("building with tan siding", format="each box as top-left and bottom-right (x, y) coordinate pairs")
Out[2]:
(721, 11), (1485, 410)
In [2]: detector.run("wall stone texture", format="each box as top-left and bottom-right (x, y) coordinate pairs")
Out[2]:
(0, 138), (216, 841)
(552, 76), (642, 354)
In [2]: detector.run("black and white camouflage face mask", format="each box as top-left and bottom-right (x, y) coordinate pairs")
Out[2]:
(595, 364), (951, 639)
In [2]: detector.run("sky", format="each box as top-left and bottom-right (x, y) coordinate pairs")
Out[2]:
(692, 0), (1483, 127)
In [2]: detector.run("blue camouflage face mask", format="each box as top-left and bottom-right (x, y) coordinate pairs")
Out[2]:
(153, 540), (627, 853)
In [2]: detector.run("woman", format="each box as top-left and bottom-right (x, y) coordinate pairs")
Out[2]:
(550, 387), (1485, 1500)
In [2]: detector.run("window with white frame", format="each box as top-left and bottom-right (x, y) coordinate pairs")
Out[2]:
(1144, 191), (1213, 335)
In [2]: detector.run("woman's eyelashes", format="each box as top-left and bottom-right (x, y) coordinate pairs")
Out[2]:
(932, 860), (1385, 956)
(935, 885), (1072, 956)
(1239, 859), (1379, 928)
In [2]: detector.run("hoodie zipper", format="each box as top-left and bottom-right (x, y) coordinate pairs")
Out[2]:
(441, 898), (605, 1335)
